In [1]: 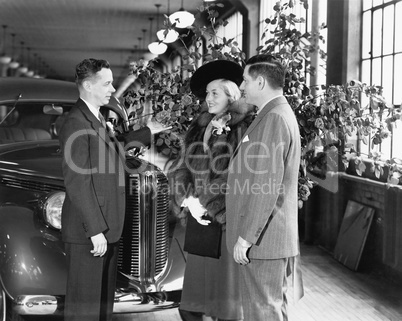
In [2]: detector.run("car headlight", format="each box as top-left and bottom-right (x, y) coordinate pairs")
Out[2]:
(39, 191), (65, 230)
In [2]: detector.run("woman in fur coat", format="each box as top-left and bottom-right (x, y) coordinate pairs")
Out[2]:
(168, 60), (255, 321)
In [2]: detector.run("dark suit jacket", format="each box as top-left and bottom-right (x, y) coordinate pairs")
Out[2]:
(59, 98), (151, 244)
(226, 96), (301, 259)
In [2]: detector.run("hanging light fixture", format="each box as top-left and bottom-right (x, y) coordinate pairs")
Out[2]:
(136, 37), (142, 60)
(43, 63), (49, 78)
(142, 29), (147, 51)
(148, 6), (167, 55)
(148, 42), (167, 55)
(33, 54), (41, 78)
(0, 25), (12, 64)
(8, 33), (20, 69)
(17, 41), (28, 74)
(156, 28), (179, 43)
(169, 0), (195, 28)
(157, 0), (179, 44)
(25, 47), (35, 77)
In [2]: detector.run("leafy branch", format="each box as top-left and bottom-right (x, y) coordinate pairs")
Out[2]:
(122, 0), (402, 208)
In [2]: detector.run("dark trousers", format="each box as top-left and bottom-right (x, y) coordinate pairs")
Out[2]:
(64, 242), (119, 321)
(179, 309), (204, 321)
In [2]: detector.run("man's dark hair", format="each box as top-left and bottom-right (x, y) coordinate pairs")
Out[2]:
(246, 54), (286, 89)
(75, 58), (110, 86)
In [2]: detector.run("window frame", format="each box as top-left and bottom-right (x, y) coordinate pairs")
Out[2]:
(360, 0), (402, 160)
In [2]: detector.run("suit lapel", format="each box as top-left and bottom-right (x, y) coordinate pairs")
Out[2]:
(232, 96), (288, 159)
(77, 99), (101, 128)
(77, 99), (126, 161)
(245, 96), (287, 137)
(77, 99), (111, 145)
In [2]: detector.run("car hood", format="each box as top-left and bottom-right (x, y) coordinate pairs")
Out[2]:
(0, 140), (160, 182)
(0, 140), (64, 181)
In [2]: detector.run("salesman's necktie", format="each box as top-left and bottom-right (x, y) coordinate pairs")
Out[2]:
(98, 111), (116, 137)
(98, 111), (107, 128)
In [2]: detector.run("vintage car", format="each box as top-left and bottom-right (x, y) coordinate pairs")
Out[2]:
(0, 77), (186, 321)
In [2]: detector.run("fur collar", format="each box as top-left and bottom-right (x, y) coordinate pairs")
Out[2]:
(195, 99), (255, 128)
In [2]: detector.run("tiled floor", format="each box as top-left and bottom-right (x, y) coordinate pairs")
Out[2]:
(114, 243), (402, 321)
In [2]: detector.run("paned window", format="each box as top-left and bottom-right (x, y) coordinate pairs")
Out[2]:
(215, 11), (244, 53)
(361, 0), (402, 159)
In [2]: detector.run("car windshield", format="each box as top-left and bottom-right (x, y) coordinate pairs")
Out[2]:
(0, 103), (73, 144)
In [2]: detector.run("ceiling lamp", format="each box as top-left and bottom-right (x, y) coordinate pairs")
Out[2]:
(8, 33), (20, 69)
(142, 29), (147, 50)
(169, 0), (195, 28)
(25, 47), (35, 77)
(8, 60), (19, 69)
(0, 25), (12, 64)
(148, 41), (168, 55)
(157, 28), (179, 44)
(25, 70), (34, 77)
(17, 41), (28, 74)
(33, 54), (41, 78)
(148, 6), (167, 55)
(157, 0), (179, 43)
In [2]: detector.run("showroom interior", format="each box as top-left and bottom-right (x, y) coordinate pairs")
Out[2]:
(1, 0), (402, 320)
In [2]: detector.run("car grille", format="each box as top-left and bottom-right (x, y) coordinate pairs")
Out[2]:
(118, 171), (170, 285)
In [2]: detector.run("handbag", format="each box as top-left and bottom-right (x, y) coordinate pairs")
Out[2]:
(183, 214), (222, 259)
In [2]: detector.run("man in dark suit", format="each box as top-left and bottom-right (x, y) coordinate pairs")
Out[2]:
(226, 54), (303, 321)
(59, 58), (157, 321)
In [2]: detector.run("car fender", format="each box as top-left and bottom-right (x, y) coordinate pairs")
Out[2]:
(157, 221), (186, 293)
(0, 205), (67, 299)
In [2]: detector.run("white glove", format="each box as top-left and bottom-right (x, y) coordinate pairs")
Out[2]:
(182, 196), (211, 225)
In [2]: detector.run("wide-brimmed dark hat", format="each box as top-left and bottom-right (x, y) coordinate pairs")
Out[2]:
(190, 60), (244, 99)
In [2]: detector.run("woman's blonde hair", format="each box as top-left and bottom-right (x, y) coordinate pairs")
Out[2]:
(214, 78), (241, 103)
